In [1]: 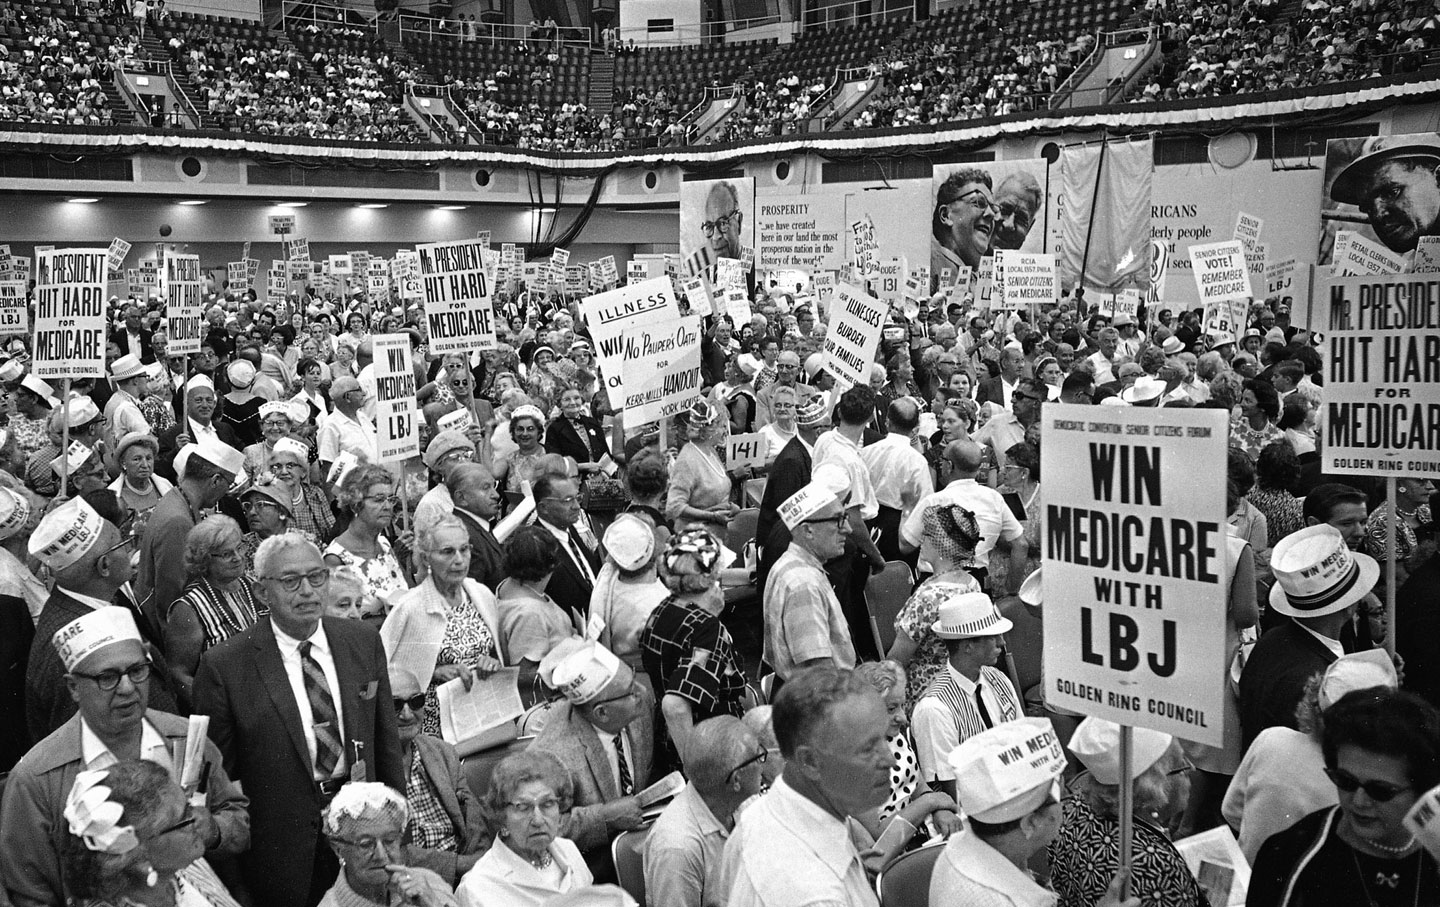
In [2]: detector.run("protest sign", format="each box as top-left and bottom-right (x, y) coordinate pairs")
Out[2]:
(616, 314), (704, 424)
(33, 249), (106, 379)
(821, 282), (887, 388)
(715, 257), (745, 292)
(227, 261), (250, 292)
(105, 238), (130, 274)
(757, 195), (844, 271)
(873, 258), (903, 305)
(682, 276), (714, 317)
(162, 251), (204, 355)
(580, 277), (682, 398)
(598, 255), (619, 288)
(812, 271), (836, 314)
(329, 254), (353, 276)
(1233, 212), (1263, 250)
(1189, 240), (1252, 304)
(1318, 273), (1440, 477)
(1332, 230), (1406, 277)
(1041, 403), (1230, 746)
(1202, 298), (1248, 338)
(0, 281), (27, 333)
(1114, 288), (1142, 321)
(996, 252), (1057, 310)
(1149, 239), (1169, 309)
(286, 237), (310, 262)
(1415, 236), (1440, 274)
(851, 217), (880, 277)
(268, 214), (296, 235)
(725, 287), (752, 325)
(372, 333), (420, 463)
(417, 239), (498, 353)
(627, 260), (649, 284)
(726, 432), (769, 471)
(975, 256), (995, 312)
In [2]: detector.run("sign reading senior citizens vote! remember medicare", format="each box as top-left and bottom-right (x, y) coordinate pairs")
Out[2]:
(34, 248), (107, 379)
(822, 282), (888, 388)
(373, 333), (420, 463)
(1041, 403), (1229, 747)
(1320, 274), (1440, 477)
(417, 239), (498, 353)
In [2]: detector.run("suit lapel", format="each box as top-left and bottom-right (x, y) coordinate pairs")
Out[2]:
(573, 709), (619, 801)
(329, 622), (365, 774)
(251, 619), (315, 774)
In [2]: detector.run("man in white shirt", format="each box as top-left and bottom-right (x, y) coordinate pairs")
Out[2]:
(720, 666), (891, 907)
(1113, 311), (1142, 359)
(103, 354), (152, 450)
(318, 376), (377, 479)
(861, 397), (933, 564)
(1086, 327), (1122, 387)
(901, 438), (1026, 593)
(1, 606), (249, 907)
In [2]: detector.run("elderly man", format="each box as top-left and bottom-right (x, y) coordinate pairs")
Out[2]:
(978, 346), (1025, 411)
(1330, 136), (1440, 254)
(644, 716), (765, 907)
(193, 535), (404, 907)
(25, 497), (166, 742)
(860, 398), (933, 564)
(763, 477), (856, 681)
(137, 438), (243, 634)
(156, 375), (239, 480)
(1086, 326), (1122, 387)
(912, 592), (1023, 800)
(532, 640), (649, 855)
(446, 462), (506, 590)
(103, 354), (152, 449)
(2, 607), (249, 907)
(720, 666), (891, 907)
(932, 168), (997, 275)
(532, 471), (602, 617)
(901, 438), (1026, 592)
(701, 180), (744, 263)
(110, 303), (155, 363)
(319, 375), (377, 479)
(977, 376), (1044, 474)
(991, 171), (1042, 252)
(413, 429), (476, 534)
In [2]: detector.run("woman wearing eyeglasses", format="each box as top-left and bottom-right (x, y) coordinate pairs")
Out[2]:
(325, 464), (413, 624)
(267, 438), (335, 545)
(383, 515), (505, 738)
(165, 515), (263, 712)
(61, 760), (242, 907)
(493, 405), (549, 500)
(458, 750), (593, 907)
(1248, 689), (1440, 907)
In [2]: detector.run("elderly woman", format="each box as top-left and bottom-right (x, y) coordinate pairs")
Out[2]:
(1223, 652), (1398, 863)
(665, 400), (738, 535)
(713, 355), (759, 434)
(330, 337), (359, 384)
(496, 525), (577, 670)
(622, 446), (672, 545)
(236, 481), (294, 577)
(640, 529), (748, 763)
(545, 387), (609, 475)
(886, 506), (984, 707)
(1049, 718), (1205, 907)
(990, 440), (1041, 592)
(326, 463), (413, 619)
(165, 515), (262, 709)
(1249, 689), (1440, 905)
(265, 437), (333, 543)
(218, 360), (265, 448)
(590, 514), (667, 680)
(318, 783), (456, 907)
(494, 404), (548, 496)
(326, 564), (370, 620)
(383, 515), (506, 737)
(109, 432), (173, 530)
(758, 384), (800, 460)
(524, 345), (564, 410)
(1249, 439), (1305, 547)
(61, 761), (241, 907)
(242, 400), (300, 479)
(457, 750), (593, 907)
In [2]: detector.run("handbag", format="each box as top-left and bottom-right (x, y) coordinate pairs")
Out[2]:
(580, 473), (628, 511)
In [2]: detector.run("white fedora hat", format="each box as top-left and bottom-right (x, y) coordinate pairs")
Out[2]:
(932, 591), (1013, 640)
(1269, 524), (1379, 618)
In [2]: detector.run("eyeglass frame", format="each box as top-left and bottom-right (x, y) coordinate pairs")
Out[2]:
(725, 748), (768, 786)
(801, 513), (847, 529)
(70, 659), (152, 692)
(392, 693), (427, 714)
(938, 188), (999, 217)
(700, 208), (741, 238)
(260, 567), (331, 593)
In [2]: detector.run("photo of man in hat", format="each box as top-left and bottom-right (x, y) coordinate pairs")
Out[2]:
(1327, 133), (1440, 255)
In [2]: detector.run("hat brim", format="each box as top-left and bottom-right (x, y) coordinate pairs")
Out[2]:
(932, 616), (1014, 639)
(1332, 145), (1440, 206)
(967, 778), (1057, 824)
(1268, 550), (1380, 618)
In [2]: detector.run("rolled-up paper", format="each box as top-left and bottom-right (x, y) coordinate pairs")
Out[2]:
(180, 714), (209, 805)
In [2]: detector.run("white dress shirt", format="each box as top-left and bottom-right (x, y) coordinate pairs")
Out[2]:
(812, 429), (879, 521)
(80, 717), (170, 771)
(271, 620), (347, 780)
(539, 517), (596, 586)
(901, 479), (1024, 574)
(860, 432), (934, 520)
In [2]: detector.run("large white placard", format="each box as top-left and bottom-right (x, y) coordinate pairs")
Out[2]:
(0, 281), (27, 334)
(756, 194), (845, 272)
(821, 283), (887, 389)
(162, 251), (204, 356)
(417, 239), (498, 353)
(996, 251), (1057, 310)
(580, 277), (682, 399)
(725, 432), (769, 471)
(1319, 274), (1440, 477)
(616, 314), (703, 423)
(1189, 240), (1253, 304)
(1332, 230), (1407, 278)
(33, 248), (106, 379)
(373, 333), (420, 463)
(1041, 403), (1230, 747)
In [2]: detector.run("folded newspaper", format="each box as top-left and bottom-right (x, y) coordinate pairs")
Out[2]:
(436, 668), (525, 757)
(1174, 825), (1249, 907)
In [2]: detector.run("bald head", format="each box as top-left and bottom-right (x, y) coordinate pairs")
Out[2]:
(687, 716), (760, 794)
(945, 438), (983, 476)
(886, 397), (920, 434)
(357, 339), (374, 367)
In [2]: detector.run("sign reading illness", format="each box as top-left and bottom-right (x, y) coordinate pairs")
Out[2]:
(1189, 240), (1252, 304)
(162, 252), (204, 355)
(372, 333), (420, 463)
(1319, 274), (1440, 477)
(580, 276), (682, 397)
(417, 239), (497, 353)
(822, 283), (887, 388)
(33, 249), (107, 379)
(0, 281), (27, 333)
(1041, 404), (1229, 747)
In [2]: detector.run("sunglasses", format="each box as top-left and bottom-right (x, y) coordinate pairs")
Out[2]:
(1326, 767), (1411, 802)
(393, 693), (427, 713)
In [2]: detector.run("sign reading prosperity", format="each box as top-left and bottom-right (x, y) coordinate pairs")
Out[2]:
(1041, 404), (1230, 747)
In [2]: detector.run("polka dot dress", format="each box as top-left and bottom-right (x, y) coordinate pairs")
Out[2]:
(882, 732), (921, 822)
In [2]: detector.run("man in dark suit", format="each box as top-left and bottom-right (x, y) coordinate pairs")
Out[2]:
(194, 535), (404, 907)
(1396, 510), (1440, 708)
(1239, 524), (1378, 748)
(756, 396), (830, 592)
(447, 462), (507, 590)
(975, 346), (1023, 410)
(155, 376), (240, 483)
(110, 303), (155, 364)
(532, 473), (602, 619)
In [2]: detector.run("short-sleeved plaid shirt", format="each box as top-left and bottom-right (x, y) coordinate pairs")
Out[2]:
(639, 596), (747, 721)
(404, 746), (458, 852)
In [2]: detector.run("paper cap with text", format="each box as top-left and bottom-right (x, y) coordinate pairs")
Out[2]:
(52, 606), (143, 671)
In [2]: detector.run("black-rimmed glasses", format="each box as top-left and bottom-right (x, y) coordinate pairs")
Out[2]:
(700, 209), (740, 237)
(261, 568), (330, 593)
(72, 660), (152, 692)
(726, 749), (768, 785)
(393, 693), (427, 713)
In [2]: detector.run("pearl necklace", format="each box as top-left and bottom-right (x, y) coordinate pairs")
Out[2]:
(1367, 835), (1420, 856)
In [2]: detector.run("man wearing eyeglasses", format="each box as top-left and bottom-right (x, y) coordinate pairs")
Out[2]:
(701, 180), (744, 264)
(532, 472), (602, 619)
(644, 716), (765, 907)
(2, 605), (250, 907)
(764, 479), (858, 682)
(193, 534), (404, 907)
(991, 171), (1043, 253)
(931, 168), (998, 278)
(319, 375), (377, 484)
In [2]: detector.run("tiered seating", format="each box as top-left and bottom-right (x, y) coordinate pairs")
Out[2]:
(613, 39), (775, 113)
(751, 16), (907, 87)
(0, 0), (132, 126)
(404, 36), (589, 110)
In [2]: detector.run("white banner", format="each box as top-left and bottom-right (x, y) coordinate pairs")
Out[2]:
(617, 314), (703, 423)
(1189, 240), (1253, 304)
(162, 251), (204, 356)
(0, 281), (27, 334)
(1318, 274), (1440, 477)
(33, 249), (107, 379)
(417, 239), (498, 353)
(821, 282), (887, 388)
(996, 251), (1057, 310)
(373, 333), (420, 463)
(757, 194), (845, 272)
(1042, 403), (1230, 747)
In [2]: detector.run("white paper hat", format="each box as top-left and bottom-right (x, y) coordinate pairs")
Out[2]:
(259, 400), (292, 420)
(29, 496), (105, 570)
(271, 437), (309, 463)
(547, 640), (622, 705)
(184, 373), (215, 394)
(179, 437), (246, 478)
(56, 396), (101, 429)
(1269, 524), (1379, 618)
(1319, 648), (1399, 710)
(0, 359), (24, 384)
(52, 606), (143, 671)
(950, 717), (1066, 822)
(0, 487), (31, 541)
(65, 769), (140, 856)
(778, 477), (843, 531)
(603, 513), (656, 572)
(1018, 568), (1043, 607)
(1069, 717), (1172, 785)
(20, 374), (55, 404)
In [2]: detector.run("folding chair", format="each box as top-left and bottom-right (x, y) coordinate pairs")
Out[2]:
(865, 561), (914, 657)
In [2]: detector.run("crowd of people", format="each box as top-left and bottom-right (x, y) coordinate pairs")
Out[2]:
(0, 6), (115, 127)
(0, 221), (1433, 907)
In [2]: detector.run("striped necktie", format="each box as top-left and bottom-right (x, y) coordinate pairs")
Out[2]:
(299, 640), (343, 778)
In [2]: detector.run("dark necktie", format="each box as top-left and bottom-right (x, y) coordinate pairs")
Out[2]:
(299, 640), (343, 778)
(568, 532), (595, 585)
(614, 732), (633, 796)
(975, 681), (995, 729)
